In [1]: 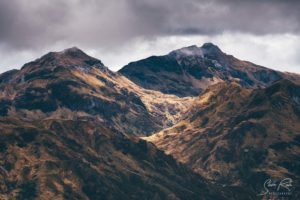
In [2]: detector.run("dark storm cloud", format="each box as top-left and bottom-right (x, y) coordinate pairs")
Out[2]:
(0, 0), (299, 50)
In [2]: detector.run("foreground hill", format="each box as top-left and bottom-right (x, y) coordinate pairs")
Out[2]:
(145, 79), (300, 198)
(120, 43), (299, 97)
(0, 116), (235, 200)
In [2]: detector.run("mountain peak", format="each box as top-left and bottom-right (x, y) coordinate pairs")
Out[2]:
(22, 47), (104, 69)
(45, 47), (92, 61)
(62, 46), (81, 52)
(169, 43), (223, 60)
(201, 42), (219, 48)
(58, 46), (87, 57)
(201, 42), (222, 54)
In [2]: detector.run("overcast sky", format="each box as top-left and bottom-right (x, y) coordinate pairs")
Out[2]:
(0, 0), (299, 73)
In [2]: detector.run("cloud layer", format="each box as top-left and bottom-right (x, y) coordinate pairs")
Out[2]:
(0, 0), (299, 73)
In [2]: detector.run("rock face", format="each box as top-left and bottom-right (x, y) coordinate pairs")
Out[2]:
(145, 79), (300, 197)
(119, 43), (288, 97)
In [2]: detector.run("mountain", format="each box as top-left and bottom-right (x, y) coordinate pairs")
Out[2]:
(1, 44), (300, 199)
(145, 79), (300, 197)
(0, 47), (193, 136)
(120, 43), (298, 97)
(0, 48), (236, 199)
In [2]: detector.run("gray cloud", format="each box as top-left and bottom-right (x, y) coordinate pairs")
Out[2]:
(0, 0), (299, 50)
(0, 0), (69, 49)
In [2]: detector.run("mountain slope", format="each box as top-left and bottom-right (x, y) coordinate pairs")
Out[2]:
(145, 79), (300, 197)
(0, 116), (233, 200)
(1, 45), (299, 199)
(0, 47), (194, 136)
(0, 48), (234, 199)
(119, 43), (297, 97)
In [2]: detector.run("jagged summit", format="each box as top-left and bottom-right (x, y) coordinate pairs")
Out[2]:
(169, 43), (223, 59)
